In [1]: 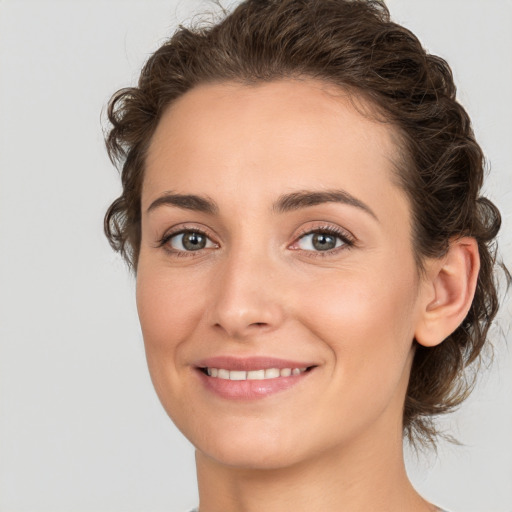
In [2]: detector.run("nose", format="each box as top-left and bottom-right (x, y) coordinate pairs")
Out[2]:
(207, 249), (286, 340)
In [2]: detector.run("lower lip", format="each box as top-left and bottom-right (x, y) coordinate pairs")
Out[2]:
(196, 368), (313, 400)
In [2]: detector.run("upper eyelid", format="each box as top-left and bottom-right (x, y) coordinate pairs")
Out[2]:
(157, 228), (218, 257)
(159, 224), (217, 243)
(294, 233), (351, 249)
(293, 223), (355, 242)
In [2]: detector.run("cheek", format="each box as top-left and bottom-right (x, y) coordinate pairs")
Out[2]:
(135, 263), (212, 433)
(300, 263), (417, 340)
(135, 265), (206, 379)
(295, 259), (419, 396)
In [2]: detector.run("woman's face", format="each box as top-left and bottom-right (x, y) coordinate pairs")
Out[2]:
(137, 79), (429, 469)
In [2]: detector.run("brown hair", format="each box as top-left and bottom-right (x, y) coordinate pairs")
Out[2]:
(104, 0), (507, 446)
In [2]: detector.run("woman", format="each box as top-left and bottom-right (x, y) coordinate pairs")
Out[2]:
(104, 1), (507, 511)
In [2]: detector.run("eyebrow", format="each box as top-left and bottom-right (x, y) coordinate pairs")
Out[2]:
(273, 189), (378, 221)
(147, 192), (218, 215)
(146, 189), (377, 221)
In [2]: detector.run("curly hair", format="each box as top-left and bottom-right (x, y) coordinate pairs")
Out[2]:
(104, 0), (506, 446)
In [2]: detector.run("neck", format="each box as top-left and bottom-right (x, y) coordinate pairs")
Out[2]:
(195, 424), (435, 512)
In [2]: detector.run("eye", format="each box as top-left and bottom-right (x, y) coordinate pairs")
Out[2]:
(163, 230), (217, 252)
(297, 232), (343, 251)
(291, 226), (354, 254)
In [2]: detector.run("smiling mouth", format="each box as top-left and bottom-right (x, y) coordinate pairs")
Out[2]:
(199, 366), (314, 380)
(196, 359), (317, 399)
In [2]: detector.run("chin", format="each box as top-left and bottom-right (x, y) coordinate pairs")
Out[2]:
(183, 415), (314, 470)
(201, 443), (306, 471)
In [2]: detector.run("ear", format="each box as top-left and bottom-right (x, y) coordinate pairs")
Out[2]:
(415, 237), (480, 348)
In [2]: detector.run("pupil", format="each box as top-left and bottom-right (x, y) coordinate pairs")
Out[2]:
(312, 233), (336, 251)
(183, 232), (206, 251)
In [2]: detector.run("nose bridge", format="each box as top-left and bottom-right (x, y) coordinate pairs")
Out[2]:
(209, 238), (284, 338)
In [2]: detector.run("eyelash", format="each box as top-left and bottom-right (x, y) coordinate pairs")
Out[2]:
(157, 224), (355, 258)
(157, 225), (217, 258)
(291, 225), (355, 258)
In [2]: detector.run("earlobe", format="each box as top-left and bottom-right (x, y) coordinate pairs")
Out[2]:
(415, 237), (480, 348)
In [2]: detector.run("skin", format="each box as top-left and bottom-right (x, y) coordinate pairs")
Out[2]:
(136, 79), (479, 512)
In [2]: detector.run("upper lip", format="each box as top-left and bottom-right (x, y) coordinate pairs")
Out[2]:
(195, 356), (317, 371)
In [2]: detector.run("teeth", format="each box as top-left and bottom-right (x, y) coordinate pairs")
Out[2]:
(218, 369), (230, 379)
(265, 368), (280, 379)
(247, 369), (265, 379)
(205, 367), (309, 380)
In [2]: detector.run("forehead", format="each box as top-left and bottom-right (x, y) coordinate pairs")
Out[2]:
(143, 79), (408, 220)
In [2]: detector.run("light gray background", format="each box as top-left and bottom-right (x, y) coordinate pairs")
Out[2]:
(0, 1), (511, 511)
